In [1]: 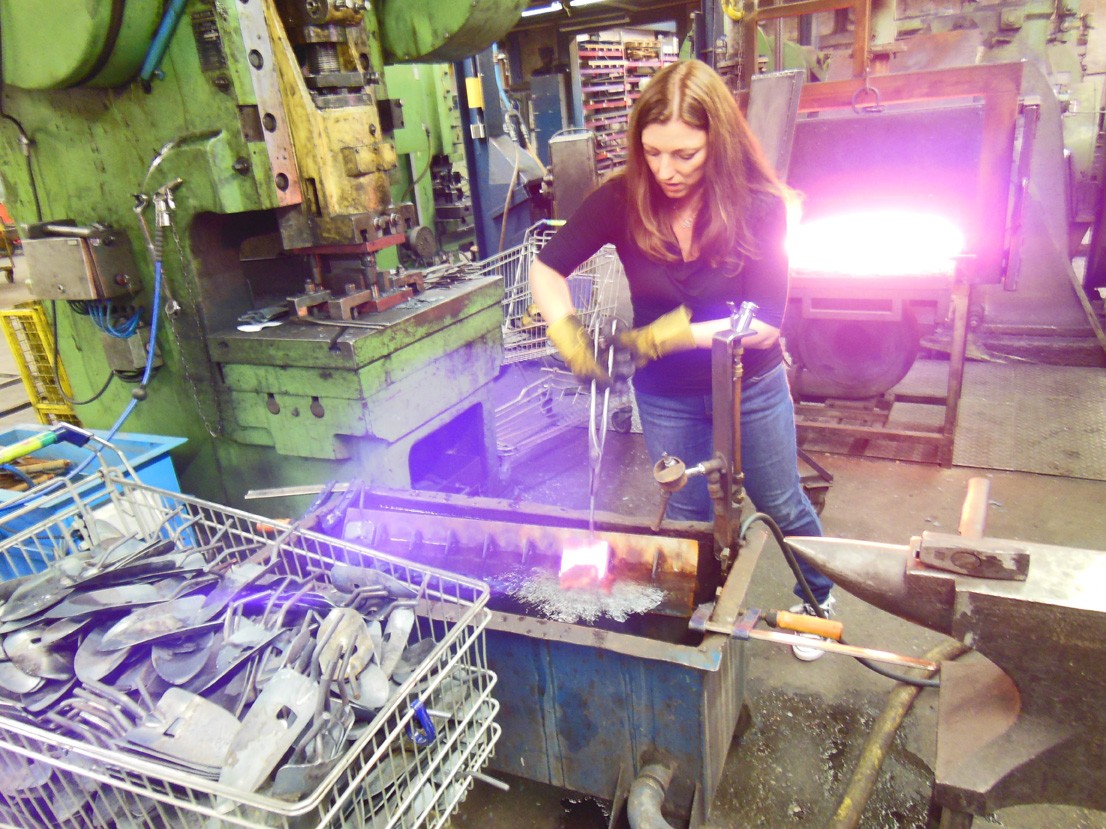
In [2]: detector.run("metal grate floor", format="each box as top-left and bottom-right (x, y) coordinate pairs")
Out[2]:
(954, 362), (1106, 481)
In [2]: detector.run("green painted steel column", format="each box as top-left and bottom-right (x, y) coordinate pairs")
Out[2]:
(379, 0), (530, 63)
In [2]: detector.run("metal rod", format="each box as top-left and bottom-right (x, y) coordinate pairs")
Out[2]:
(246, 483), (348, 500)
(470, 770), (511, 791)
(700, 621), (939, 670)
(41, 223), (101, 238)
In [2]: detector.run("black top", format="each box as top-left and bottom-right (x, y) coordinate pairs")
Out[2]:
(537, 177), (788, 395)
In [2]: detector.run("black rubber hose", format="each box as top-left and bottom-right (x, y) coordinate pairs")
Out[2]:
(740, 511), (940, 688)
(0, 22), (44, 223)
(50, 301), (114, 405)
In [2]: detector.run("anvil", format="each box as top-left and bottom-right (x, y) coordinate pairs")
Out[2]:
(787, 531), (1106, 818)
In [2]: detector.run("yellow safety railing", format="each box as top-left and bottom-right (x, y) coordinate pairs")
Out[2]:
(0, 302), (80, 426)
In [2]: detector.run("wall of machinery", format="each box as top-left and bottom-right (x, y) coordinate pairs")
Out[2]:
(0, 0), (536, 513)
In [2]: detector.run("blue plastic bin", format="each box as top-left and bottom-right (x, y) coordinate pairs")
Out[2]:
(0, 426), (186, 578)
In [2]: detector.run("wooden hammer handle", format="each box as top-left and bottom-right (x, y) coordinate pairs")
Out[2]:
(771, 610), (844, 641)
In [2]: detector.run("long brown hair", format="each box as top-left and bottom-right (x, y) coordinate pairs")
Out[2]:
(622, 59), (788, 269)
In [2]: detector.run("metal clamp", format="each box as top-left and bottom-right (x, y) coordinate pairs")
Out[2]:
(728, 300), (758, 336)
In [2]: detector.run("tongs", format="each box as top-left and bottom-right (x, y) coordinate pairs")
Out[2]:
(587, 320), (619, 526)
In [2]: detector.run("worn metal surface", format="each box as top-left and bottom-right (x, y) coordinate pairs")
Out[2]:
(22, 230), (141, 302)
(0, 0), (162, 89)
(745, 70), (805, 178)
(548, 132), (598, 221)
(263, 0), (393, 237)
(487, 538), (758, 828)
(212, 276), (501, 464)
(953, 362), (1106, 481)
(378, 0), (530, 63)
(236, 0), (302, 207)
(787, 533), (1106, 816)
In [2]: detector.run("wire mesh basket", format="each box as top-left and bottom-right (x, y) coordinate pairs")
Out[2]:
(0, 469), (498, 829)
(484, 221), (625, 364)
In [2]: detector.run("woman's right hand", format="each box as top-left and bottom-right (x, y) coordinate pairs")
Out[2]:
(547, 314), (610, 387)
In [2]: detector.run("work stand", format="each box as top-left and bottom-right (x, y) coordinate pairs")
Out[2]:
(792, 282), (970, 467)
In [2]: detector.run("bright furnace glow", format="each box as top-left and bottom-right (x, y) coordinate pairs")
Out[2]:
(787, 212), (965, 277)
(559, 539), (610, 580)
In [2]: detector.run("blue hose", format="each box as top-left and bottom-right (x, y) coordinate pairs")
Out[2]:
(139, 0), (190, 86)
(0, 259), (164, 515)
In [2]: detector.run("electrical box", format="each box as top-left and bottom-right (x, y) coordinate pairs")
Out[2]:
(549, 131), (598, 220)
(22, 223), (140, 300)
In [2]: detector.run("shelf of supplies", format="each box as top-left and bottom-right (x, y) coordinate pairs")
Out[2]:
(583, 100), (628, 112)
(581, 82), (625, 94)
(587, 116), (628, 127)
(574, 34), (674, 177)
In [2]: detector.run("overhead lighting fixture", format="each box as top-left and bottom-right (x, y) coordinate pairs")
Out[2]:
(561, 14), (631, 32)
(521, 0), (610, 17)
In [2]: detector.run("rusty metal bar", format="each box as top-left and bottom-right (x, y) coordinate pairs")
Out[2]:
(697, 622), (940, 670)
(957, 477), (991, 539)
(938, 281), (970, 465)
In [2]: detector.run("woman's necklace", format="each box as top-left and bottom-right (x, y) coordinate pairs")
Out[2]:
(673, 201), (699, 230)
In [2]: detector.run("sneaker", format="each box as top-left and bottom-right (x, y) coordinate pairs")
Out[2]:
(788, 595), (837, 662)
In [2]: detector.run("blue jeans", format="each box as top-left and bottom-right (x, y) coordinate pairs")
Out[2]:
(635, 363), (833, 605)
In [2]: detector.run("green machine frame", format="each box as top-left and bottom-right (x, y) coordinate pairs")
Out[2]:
(0, 0), (528, 515)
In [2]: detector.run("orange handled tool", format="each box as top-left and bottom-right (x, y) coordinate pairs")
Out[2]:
(765, 609), (844, 641)
(688, 602), (937, 670)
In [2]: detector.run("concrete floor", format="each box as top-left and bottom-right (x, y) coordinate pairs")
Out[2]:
(449, 360), (1106, 829)
(3, 254), (1105, 828)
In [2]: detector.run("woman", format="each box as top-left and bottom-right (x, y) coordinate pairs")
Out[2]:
(529, 59), (833, 660)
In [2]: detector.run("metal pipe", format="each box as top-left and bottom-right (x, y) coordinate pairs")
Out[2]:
(627, 764), (676, 829)
(41, 223), (99, 238)
(139, 0), (190, 86)
(828, 639), (969, 829)
(696, 619), (939, 670)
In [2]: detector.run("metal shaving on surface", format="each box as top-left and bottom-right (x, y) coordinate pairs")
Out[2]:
(508, 569), (666, 624)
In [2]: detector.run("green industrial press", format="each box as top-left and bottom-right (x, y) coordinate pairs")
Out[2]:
(0, 0), (529, 513)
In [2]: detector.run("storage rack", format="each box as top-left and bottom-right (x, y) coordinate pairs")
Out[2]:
(576, 38), (629, 175)
(572, 34), (677, 175)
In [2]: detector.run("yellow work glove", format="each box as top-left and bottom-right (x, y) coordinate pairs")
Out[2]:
(615, 306), (696, 367)
(547, 314), (610, 386)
